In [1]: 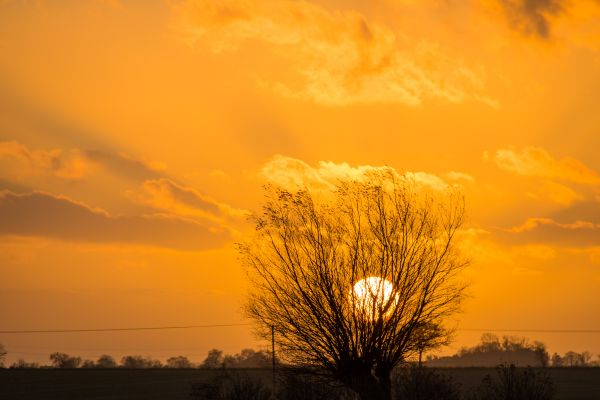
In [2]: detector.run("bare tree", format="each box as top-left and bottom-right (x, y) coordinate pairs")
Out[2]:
(411, 322), (449, 367)
(239, 172), (468, 400)
(49, 352), (82, 368)
(166, 355), (194, 368)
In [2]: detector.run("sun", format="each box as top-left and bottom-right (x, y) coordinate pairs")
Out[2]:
(351, 276), (398, 319)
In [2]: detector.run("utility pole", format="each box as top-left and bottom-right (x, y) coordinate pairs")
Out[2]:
(271, 325), (276, 399)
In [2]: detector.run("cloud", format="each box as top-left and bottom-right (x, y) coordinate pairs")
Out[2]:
(176, 0), (491, 106)
(445, 171), (476, 183)
(0, 140), (91, 180)
(525, 180), (583, 206)
(489, 147), (600, 185)
(497, 216), (600, 246)
(83, 149), (166, 181)
(498, 0), (564, 38)
(260, 154), (460, 191)
(0, 140), (167, 183)
(127, 178), (248, 220)
(0, 191), (230, 250)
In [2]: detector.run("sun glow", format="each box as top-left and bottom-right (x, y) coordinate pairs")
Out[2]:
(351, 276), (398, 319)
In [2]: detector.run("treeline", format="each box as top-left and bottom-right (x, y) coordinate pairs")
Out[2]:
(3, 348), (272, 369)
(427, 333), (600, 367)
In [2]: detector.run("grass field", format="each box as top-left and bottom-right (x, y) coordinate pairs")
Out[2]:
(1, 367), (599, 400)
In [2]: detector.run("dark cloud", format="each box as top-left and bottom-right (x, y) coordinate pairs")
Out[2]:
(551, 200), (600, 224)
(494, 217), (600, 247)
(0, 191), (230, 250)
(84, 150), (164, 182)
(499, 0), (565, 38)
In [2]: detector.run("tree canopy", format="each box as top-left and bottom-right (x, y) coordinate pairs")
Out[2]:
(239, 172), (468, 400)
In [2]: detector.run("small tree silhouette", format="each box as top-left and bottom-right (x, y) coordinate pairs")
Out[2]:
(49, 352), (82, 368)
(239, 171), (468, 400)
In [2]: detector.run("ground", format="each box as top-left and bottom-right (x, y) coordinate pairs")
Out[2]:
(0, 367), (599, 399)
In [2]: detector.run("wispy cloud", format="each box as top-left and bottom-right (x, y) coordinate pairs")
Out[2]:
(0, 140), (91, 180)
(176, 0), (492, 106)
(127, 178), (248, 221)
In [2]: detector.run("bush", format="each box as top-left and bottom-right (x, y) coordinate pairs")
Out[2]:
(467, 363), (555, 400)
(221, 372), (271, 400)
(190, 371), (271, 400)
(393, 365), (461, 400)
(278, 370), (353, 400)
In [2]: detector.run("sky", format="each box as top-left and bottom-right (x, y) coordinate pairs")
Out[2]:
(1, 0), (600, 365)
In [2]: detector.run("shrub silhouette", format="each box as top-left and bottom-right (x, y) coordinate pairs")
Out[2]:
(393, 365), (460, 400)
(191, 371), (271, 400)
(467, 363), (555, 400)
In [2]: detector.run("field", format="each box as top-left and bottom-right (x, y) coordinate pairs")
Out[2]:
(1, 367), (599, 400)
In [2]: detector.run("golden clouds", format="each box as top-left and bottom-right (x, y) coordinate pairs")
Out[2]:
(260, 154), (471, 191)
(127, 178), (248, 221)
(176, 0), (491, 106)
(489, 147), (600, 185)
(0, 140), (91, 180)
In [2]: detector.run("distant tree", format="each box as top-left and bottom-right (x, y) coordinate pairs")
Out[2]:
(479, 333), (501, 353)
(0, 343), (6, 367)
(551, 353), (563, 367)
(223, 349), (271, 369)
(201, 349), (225, 369)
(532, 341), (550, 367)
(581, 351), (593, 366)
(240, 174), (468, 400)
(81, 360), (96, 368)
(428, 334), (549, 367)
(49, 352), (82, 368)
(95, 354), (118, 368)
(561, 351), (592, 367)
(166, 355), (194, 368)
(412, 322), (449, 367)
(10, 359), (40, 369)
(120, 355), (162, 368)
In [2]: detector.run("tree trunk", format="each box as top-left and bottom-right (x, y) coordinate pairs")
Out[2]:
(349, 369), (392, 400)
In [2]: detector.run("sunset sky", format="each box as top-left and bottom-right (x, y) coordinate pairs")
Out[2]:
(1, 0), (600, 365)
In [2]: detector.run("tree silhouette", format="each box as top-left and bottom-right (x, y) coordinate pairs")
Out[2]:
(120, 355), (162, 368)
(166, 356), (194, 368)
(201, 348), (225, 369)
(95, 354), (118, 368)
(49, 352), (82, 368)
(239, 172), (468, 400)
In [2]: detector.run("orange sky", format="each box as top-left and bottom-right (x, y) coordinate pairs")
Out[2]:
(1, 0), (600, 365)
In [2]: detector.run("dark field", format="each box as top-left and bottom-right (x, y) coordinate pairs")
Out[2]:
(1, 367), (599, 400)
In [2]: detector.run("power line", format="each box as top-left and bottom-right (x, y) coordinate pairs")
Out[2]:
(0, 323), (251, 334)
(459, 328), (600, 333)
(1, 324), (599, 335)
